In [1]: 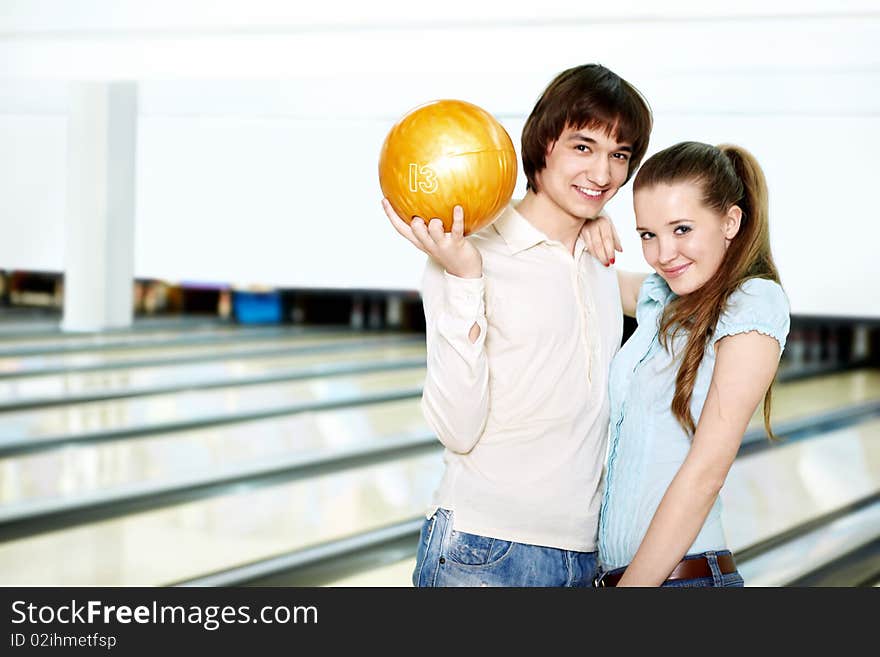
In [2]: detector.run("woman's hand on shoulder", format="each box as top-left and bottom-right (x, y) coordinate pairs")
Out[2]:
(580, 213), (621, 267)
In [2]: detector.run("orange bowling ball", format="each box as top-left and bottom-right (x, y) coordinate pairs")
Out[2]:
(379, 99), (518, 235)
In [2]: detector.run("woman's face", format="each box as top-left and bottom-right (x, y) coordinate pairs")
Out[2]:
(634, 181), (742, 296)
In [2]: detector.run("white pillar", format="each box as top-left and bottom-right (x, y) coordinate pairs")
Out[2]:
(62, 82), (137, 332)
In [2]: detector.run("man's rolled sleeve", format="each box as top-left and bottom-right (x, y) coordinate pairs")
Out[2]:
(420, 261), (490, 454)
(437, 271), (487, 355)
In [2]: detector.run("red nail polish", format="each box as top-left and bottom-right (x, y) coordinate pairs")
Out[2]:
(610, 257), (615, 264)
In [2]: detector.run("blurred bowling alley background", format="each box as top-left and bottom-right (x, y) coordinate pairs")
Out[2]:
(0, 1), (879, 586)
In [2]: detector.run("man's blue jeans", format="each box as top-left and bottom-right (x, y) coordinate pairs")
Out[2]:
(412, 508), (598, 587)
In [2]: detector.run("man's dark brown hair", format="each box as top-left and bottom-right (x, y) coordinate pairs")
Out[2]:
(521, 64), (653, 192)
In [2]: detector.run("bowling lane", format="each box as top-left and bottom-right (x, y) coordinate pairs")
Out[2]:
(0, 319), (61, 337)
(327, 415), (880, 587)
(0, 331), (419, 377)
(0, 367), (427, 453)
(0, 370), (878, 585)
(0, 453), (444, 585)
(0, 397), (427, 507)
(0, 368), (876, 507)
(6, 414), (874, 587)
(2, 366), (874, 455)
(749, 369), (880, 429)
(723, 416), (880, 554)
(0, 316), (299, 343)
(327, 556), (415, 587)
(0, 322), (285, 354)
(0, 341), (426, 408)
(737, 501), (880, 586)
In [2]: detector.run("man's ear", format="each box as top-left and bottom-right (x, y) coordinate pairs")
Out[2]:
(723, 205), (743, 240)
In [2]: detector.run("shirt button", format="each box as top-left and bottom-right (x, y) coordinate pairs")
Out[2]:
(439, 557), (446, 564)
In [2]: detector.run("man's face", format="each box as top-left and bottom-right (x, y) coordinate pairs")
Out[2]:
(534, 123), (632, 221)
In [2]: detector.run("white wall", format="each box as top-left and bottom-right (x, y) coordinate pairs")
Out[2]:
(0, 2), (878, 316)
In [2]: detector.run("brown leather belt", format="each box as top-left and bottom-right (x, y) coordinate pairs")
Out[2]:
(598, 553), (737, 587)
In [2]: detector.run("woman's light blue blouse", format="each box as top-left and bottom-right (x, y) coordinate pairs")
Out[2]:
(598, 274), (790, 569)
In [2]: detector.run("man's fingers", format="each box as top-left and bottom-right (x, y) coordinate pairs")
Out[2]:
(381, 198), (407, 226)
(382, 198), (410, 234)
(410, 216), (438, 252)
(382, 199), (428, 253)
(427, 217), (446, 243)
(451, 206), (465, 240)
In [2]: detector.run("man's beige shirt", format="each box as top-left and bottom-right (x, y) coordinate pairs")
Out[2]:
(421, 203), (623, 552)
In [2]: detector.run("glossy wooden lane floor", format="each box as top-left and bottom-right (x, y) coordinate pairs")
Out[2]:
(0, 341), (425, 407)
(0, 397), (426, 507)
(0, 453), (444, 585)
(0, 375), (878, 585)
(0, 331), (416, 377)
(1, 370), (876, 508)
(0, 367), (426, 450)
(329, 387), (880, 586)
(0, 323), (287, 352)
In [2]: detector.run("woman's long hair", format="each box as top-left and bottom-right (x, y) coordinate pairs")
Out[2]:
(633, 142), (781, 438)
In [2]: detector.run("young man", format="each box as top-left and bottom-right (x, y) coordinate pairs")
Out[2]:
(383, 64), (652, 586)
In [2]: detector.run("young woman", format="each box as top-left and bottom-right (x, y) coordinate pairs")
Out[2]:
(583, 141), (790, 587)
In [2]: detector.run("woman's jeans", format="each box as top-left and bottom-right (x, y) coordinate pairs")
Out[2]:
(413, 508), (598, 587)
(595, 550), (745, 587)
